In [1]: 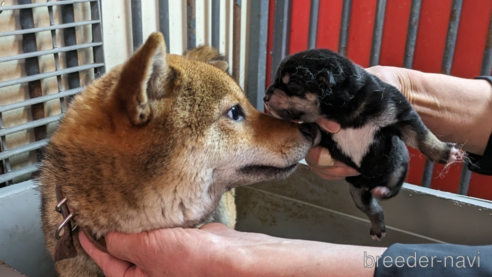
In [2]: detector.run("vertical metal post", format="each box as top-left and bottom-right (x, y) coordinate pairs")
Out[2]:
(481, 8), (492, 76)
(369, 0), (387, 66)
(441, 0), (463, 75)
(270, 0), (292, 82)
(458, 4), (492, 195)
(247, 0), (269, 110)
(91, 0), (106, 76)
(232, 0), (242, 83)
(47, 0), (66, 113)
(212, 0), (221, 49)
(422, 0), (463, 189)
(131, 0), (143, 51)
(338, 0), (352, 56)
(19, 0), (46, 164)
(308, 0), (320, 49)
(159, 0), (170, 52)
(403, 0), (422, 69)
(187, 0), (196, 50)
(421, 160), (434, 188)
(441, 0), (466, 193)
(61, 1), (81, 98)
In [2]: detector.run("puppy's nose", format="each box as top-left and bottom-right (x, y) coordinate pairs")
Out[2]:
(263, 95), (271, 102)
(299, 123), (320, 146)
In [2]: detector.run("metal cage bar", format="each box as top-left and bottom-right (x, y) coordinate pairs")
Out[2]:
(91, 0), (105, 76)
(369, 0), (387, 66)
(246, 0), (269, 111)
(270, 0), (292, 82)
(232, 0), (242, 83)
(131, 0), (143, 51)
(422, 0), (463, 189)
(0, 0), (105, 185)
(307, 0), (320, 49)
(403, 0), (422, 69)
(158, 0), (170, 51)
(19, 0), (47, 164)
(0, 20), (100, 38)
(338, 0), (352, 56)
(187, 0), (196, 50)
(212, 0), (221, 49)
(0, 0), (96, 12)
(47, 0), (67, 113)
(0, 42), (103, 63)
(481, 7), (492, 76)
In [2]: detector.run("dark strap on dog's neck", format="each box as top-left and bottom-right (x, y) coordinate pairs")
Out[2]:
(54, 185), (108, 262)
(80, 226), (108, 253)
(54, 185), (78, 261)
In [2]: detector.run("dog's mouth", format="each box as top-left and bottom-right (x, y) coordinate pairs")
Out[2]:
(238, 163), (299, 176)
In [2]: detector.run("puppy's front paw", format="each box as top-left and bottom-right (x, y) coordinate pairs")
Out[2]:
(445, 143), (466, 164)
(370, 224), (386, 241)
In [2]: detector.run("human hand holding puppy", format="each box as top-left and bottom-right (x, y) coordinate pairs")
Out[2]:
(307, 65), (492, 180)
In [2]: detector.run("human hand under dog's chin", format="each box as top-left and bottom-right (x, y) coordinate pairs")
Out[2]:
(305, 118), (360, 180)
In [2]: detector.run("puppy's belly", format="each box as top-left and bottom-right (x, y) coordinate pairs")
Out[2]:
(331, 123), (379, 167)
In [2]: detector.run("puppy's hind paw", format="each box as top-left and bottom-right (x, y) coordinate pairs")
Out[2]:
(371, 186), (390, 199)
(370, 225), (386, 241)
(371, 232), (386, 241)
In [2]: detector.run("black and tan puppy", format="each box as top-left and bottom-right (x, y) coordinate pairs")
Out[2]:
(264, 49), (461, 240)
(40, 33), (319, 277)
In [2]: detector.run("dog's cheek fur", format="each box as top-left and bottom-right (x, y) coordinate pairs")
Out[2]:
(41, 33), (313, 277)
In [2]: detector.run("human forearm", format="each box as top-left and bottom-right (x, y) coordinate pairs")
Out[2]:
(221, 237), (386, 277)
(409, 70), (492, 155)
(367, 66), (492, 155)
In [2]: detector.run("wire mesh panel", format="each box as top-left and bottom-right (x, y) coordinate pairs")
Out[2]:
(0, 0), (105, 187)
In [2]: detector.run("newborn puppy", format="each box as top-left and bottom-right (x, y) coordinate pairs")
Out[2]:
(264, 49), (460, 240)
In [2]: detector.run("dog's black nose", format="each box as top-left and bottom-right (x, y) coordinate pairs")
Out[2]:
(299, 123), (319, 145)
(263, 95), (270, 102)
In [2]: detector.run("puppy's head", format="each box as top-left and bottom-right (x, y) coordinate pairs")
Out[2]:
(264, 49), (358, 123)
(42, 33), (317, 234)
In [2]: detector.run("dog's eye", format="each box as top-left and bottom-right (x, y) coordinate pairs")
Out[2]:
(227, 105), (244, 122)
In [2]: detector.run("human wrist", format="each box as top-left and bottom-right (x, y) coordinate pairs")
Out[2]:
(415, 72), (492, 155)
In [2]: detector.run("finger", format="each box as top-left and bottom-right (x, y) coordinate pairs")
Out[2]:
(104, 231), (152, 263)
(316, 118), (340, 133)
(199, 223), (232, 235)
(310, 165), (360, 179)
(78, 232), (136, 277)
(306, 147), (335, 167)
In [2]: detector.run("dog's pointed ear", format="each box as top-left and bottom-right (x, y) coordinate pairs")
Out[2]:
(113, 32), (167, 126)
(184, 45), (229, 71)
(208, 60), (228, 71)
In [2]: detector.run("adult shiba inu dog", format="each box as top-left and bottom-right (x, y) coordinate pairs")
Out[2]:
(40, 33), (319, 276)
(264, 49), (460, 240)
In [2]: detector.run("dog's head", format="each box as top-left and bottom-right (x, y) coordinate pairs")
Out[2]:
(41, 33), (317, 234)
(264, 49), (363, 123)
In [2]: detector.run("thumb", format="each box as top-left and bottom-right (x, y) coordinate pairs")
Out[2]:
(316, 118), (340, 133)
(78, 232), (139, 277)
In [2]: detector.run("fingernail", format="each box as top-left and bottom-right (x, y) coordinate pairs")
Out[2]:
(318, 148), (335, 167)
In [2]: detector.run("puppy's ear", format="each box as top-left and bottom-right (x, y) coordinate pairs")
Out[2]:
(113, 32), (167, 126)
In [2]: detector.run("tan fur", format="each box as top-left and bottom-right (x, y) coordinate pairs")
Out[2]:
(40, 32), (313, 276)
